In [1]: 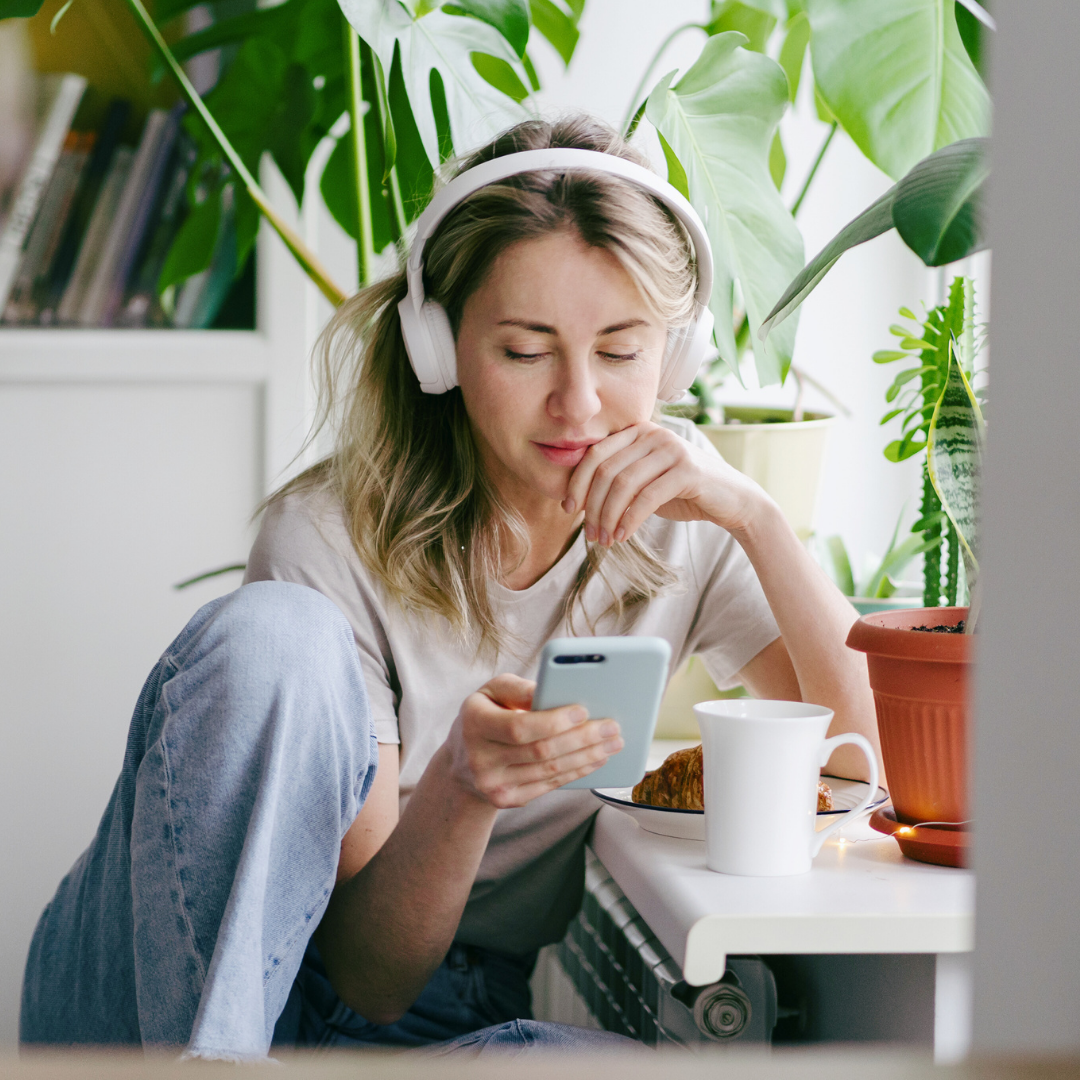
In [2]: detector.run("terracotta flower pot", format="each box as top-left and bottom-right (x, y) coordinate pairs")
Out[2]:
(845, 607), (971, 826)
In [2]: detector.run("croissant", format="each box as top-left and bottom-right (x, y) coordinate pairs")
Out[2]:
(632, 744), (833, 812)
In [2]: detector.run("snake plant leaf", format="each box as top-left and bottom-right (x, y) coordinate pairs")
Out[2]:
(339, 0), (527, 168)
(892, 136), (989, 265)
(927, 336), (984, 595)
(446, 0), (530, 57)
(0, 0), (45, 14)
(646, 33), (804, 386)
(805, 0), (991, 180)
(761, 139), (988, 339)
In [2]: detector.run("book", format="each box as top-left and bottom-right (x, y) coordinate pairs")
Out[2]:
(2, 130), (93, 325)
(116, 134), (197, 328)
(56, 147), (133, 324)
(39, 98), (130, 321)
(77, 107), (177, 327)
(0, 72), (87, 311)
(99, 103), (183, 327)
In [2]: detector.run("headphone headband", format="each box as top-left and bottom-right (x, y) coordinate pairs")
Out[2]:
(403, 148), (713, 315)
(398, 147), (715, 400)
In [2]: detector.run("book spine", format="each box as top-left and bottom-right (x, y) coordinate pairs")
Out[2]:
(99, 105), (181, 327)
(0, 73), (87, 311)
(78, 109), (171, 327)
(56, 148), (133, 325)
(117, 136), (197, 328)
(41, 98), (130, 316)
(2, 134), (85, 324)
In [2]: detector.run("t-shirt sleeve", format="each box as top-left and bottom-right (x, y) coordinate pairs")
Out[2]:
(243, 491), (401, 744)
(669, 418), (781, 688)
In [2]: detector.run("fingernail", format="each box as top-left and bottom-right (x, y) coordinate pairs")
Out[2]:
(585, 523), (596, 542)
(600, 720), (620, 738)
(598, 528), (610, 546)
(614, 527), (626, 542)
(603, 737), (624, 753)
(570, 707), (588, 724)
(562, 497), (576, 514)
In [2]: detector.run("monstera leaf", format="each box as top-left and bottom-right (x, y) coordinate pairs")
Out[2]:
(760, 137), (987, 339)
(806, 0), (991, 180)
(448, 0), (530, 57)
(339, 0), (528, 167)
(646, 32), (804, 386)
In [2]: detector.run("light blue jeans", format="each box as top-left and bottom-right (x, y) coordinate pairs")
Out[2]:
(20, 582), (634, 1059)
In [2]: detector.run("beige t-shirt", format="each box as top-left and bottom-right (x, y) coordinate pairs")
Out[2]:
(244, 419), (780, 955)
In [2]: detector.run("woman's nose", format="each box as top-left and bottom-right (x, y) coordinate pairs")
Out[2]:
(547, 355), (601, 427)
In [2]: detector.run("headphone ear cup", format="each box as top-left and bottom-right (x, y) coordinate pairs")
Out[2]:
(397, 296), (459, 394)
(421, 301), (458, 393)
(658, 305), (715, 402)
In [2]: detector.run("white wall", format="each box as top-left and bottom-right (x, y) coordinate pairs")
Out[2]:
(971, 2), (1080, 1054)
(0, 384), (262, 1043)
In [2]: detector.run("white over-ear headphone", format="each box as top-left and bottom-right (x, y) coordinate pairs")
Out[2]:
(397, 148), (715, 403)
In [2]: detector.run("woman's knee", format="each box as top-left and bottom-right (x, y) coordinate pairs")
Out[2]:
(159, 582), (375, 779)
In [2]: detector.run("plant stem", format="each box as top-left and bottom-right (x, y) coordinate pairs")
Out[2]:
(620, 20), (703, 137)
(345, 16), (374, 287)
(122, 0), (346, 306)
(790, 120), (837, 218)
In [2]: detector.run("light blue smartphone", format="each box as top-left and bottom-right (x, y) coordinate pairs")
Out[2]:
(532, 636), (672, 790)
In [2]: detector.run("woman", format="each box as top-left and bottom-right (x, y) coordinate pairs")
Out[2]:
(21, 115), (878, 1059)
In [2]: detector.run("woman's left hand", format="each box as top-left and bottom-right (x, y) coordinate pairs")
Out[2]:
(562, 422), (765, 544)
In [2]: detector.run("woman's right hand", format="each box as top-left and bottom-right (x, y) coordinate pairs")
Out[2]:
(443, 674), (623, 809)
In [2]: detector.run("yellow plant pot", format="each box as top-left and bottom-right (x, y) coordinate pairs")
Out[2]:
(700, 407), (834, 541)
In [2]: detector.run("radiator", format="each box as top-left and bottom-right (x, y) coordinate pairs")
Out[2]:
(553, 847), (778, 1046)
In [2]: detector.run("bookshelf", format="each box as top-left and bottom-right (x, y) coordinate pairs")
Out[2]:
(0, 1), (338, 491)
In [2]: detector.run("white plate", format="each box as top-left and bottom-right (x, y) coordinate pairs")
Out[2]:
(592, 778), (890, 841)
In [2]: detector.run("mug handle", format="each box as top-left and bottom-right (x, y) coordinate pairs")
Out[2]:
(810, 733), (880, 857)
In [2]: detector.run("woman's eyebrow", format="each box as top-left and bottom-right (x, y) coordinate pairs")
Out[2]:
(496, 317), (650, 334)
(599, 319), (648, 334)
(498, 318), (556, 334)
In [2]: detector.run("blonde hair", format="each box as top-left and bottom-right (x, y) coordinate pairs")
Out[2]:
(279, 115), (700, 653)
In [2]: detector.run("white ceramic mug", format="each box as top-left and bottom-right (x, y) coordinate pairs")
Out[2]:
(693, 699), (880, 877)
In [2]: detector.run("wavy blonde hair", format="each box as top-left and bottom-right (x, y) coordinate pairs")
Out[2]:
(277, 115), (701, 653)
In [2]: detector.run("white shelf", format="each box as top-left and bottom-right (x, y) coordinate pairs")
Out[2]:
(592, 803), (974, 987)
(0, 328), (272, 383)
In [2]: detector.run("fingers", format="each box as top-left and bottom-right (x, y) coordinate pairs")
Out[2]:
(476, 673), (536, 712)
(568, 424), (692, 545)
(483, 733), (626, 808)
(563, 426), (641, 518)
(610, 470), (689, 542)
(456, 677), (625, 808)
(585, 445), (680, 544)
(482, 717), (621, 768)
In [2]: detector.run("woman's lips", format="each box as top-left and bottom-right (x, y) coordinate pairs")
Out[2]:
(532, 441), (597, 467)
